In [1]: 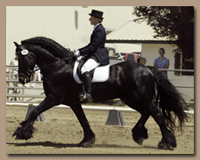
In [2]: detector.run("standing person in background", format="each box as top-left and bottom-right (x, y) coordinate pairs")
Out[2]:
(8, 52), (22, 101)
(153, 48), (170, 78)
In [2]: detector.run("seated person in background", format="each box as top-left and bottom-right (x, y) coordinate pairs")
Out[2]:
(30, 65), (42, 87)
(137, 57), (146, 65)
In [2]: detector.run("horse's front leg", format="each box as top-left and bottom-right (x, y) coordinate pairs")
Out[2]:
(70, 103), (95, 148)
(13, 95), (58, 140)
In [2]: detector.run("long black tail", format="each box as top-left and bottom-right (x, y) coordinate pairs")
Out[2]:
(147, 66), (188, 132)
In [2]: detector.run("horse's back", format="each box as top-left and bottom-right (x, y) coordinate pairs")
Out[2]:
(110, 61), (154, 84)
(109, 61), (155, 99)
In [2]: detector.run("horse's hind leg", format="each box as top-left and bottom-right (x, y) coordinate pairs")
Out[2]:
(70, 103), (95, 148)
(120, 97), (150, 145)
(132, 111), (150, 145)
(148, 102), (177, 150)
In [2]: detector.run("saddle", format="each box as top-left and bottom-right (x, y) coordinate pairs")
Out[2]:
(73, 56), (110, 84)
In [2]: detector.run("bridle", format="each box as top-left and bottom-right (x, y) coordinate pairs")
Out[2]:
(16, 50), (35, 81)
(16, 50), (69, 74)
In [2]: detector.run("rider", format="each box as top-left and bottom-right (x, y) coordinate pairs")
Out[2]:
(74, 9), (109, 102)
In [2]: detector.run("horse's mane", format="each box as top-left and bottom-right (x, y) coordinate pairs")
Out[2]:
(21, 37), (73, 59)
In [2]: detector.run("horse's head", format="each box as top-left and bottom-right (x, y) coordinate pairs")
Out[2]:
(14, 42), (37, 84)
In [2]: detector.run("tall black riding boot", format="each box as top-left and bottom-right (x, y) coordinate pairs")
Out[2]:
(82, 72), (93, 102)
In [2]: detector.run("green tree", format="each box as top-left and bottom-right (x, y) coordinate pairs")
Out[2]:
(133, 6), (194, 61)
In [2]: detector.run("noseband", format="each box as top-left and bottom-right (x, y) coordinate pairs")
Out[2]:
(16, 50), (35, 79)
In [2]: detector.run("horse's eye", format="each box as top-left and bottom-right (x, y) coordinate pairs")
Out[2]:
(21, 49), (29, 55)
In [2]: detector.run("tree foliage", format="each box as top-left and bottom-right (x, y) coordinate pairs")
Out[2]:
(133, 6), (194, 60)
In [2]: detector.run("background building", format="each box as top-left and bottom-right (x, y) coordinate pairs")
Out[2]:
(6, 6), (139, 65)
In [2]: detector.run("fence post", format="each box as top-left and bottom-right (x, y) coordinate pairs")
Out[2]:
(25, 104), (45, 122)
(105, 110), (125, 126)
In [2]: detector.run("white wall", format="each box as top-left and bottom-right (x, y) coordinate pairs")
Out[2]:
(6, 6), (135, 65)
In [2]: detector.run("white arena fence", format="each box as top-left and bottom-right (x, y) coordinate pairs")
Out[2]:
(6, 66), (194, 114)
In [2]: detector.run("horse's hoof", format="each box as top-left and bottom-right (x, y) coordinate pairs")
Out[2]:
(78, 137), (95, 148)
(137, 138), (145, 145)
(12, 125), (34, 140)
(158, 133), (177, 150)
(132, 126), (148, 145)
(158, 141), (174, 150)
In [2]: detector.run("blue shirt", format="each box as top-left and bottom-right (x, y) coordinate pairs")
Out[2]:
(154, 57), (170, 78)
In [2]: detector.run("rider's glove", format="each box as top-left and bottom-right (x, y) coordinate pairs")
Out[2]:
(74, 49), (80, 57)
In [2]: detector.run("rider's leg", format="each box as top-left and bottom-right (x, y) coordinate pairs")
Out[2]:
(81, 72), (93, 102)
(81, 58), (100, 102)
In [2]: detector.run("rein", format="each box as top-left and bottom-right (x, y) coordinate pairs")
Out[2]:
(33, 57), (68, 72)
(16, 50), (70, 72)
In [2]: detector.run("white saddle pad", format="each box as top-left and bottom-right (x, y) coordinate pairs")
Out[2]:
(73, 56), (110, 84)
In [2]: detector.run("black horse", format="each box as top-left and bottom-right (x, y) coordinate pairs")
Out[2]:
(13, 37), (188, 150)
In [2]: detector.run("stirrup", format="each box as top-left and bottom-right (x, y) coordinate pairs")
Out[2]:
(79, 92), (93, 103)
(79, 93), (85, 101)
(85, 93), (93, 103)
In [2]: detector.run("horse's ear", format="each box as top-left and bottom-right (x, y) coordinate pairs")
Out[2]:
(13, 42), (19, 48)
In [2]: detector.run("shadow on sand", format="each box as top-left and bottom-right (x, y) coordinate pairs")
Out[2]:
(7, 141), (158, 150)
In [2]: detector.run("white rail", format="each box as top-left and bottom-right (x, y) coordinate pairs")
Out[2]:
(6, 102), (194, 114)
(158, 68), (194, 72)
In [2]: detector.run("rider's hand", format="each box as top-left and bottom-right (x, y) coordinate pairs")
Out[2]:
(74, 49), (80, 57)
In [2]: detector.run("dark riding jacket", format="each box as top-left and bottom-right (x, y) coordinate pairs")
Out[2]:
(79, 23), (109, 65)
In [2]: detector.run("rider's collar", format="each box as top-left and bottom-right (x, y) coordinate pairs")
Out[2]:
(93, 23), (101, 30)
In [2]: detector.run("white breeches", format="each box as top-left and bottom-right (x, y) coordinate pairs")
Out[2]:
(81, 58), (100, 75)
